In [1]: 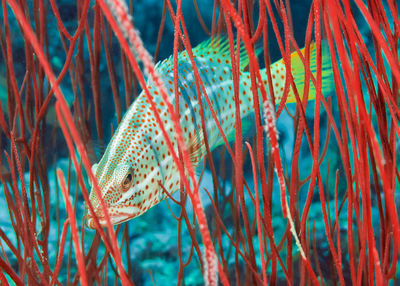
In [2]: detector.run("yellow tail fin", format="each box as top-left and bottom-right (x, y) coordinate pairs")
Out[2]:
(283, 42), (334, 103)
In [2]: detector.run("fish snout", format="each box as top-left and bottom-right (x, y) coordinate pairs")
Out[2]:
(84, 208), (95, 229)
(84, 214), (96, 229)
(84, 203), (142, 228)
(83, 204), (104, 229)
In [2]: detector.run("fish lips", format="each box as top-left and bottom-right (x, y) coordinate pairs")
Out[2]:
(84, 204), (141, 229)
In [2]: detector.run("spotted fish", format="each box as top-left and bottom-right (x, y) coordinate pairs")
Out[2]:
(85, 38), (333, 228)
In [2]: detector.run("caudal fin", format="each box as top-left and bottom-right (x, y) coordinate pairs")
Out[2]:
(268, 42), (334, 104)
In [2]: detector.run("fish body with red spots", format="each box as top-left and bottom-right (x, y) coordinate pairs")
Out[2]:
(85, 38), (333, 228)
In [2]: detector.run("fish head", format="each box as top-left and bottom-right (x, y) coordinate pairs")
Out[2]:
(84, 159), (144, 229)
(84, 95), (178, 229)
(84, 124), (169, 229)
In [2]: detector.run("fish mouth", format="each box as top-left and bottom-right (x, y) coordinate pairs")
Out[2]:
(84, 205), (141, 229)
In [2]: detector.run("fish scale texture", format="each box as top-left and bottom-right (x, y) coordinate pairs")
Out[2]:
(86, 37), (333, 227)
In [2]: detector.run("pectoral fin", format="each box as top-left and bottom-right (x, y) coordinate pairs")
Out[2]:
(187, 128), (205, 166)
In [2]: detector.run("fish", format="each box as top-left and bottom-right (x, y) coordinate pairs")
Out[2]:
(85, 37), (334, 228)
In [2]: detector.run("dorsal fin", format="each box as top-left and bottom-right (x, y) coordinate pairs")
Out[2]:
(156, 36), (263, 73)
(193, 36), (262, 70)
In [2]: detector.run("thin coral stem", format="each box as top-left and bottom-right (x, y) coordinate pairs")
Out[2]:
(4, 1), (132, 283)
(0, 256), (24, 286)
(57, 170), (88, 286)
(49, 219), (70, 286)
(246, 142), (267, 286)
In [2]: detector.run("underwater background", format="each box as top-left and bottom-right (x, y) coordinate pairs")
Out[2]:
(0, 0), (399, 285)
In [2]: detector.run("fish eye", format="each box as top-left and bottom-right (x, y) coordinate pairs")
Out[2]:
(121, 168), (133, 191)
